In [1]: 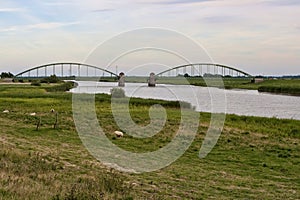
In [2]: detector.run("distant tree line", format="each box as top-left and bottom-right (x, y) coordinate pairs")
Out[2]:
(0, 72), (14, 79)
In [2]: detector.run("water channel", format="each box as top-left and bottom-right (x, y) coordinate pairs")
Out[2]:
(71, 81), (300, 120)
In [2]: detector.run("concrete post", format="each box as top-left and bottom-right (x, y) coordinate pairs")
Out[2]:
(118, 72), (125, 87)
(148, 72), (156, 87)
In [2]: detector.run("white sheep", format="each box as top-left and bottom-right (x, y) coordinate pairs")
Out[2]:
(3, 110), (9, 113)
(114, 131), (124, 137)
(30, 112), (36, 116)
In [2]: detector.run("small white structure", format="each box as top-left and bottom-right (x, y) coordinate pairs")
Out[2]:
(114, 131), (124, 137)
(3, 110), (9, 113)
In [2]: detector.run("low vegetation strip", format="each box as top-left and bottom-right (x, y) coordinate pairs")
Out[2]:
(0, 83), (299, 199)
(258, 85), (300, 95)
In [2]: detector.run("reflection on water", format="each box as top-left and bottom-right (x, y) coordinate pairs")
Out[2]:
(71, 81), (300, 120)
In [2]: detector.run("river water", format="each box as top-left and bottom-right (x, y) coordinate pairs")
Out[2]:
(71, 81), (300, 120)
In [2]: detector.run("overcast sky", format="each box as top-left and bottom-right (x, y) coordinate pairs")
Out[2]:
(0, 0), (299, 75)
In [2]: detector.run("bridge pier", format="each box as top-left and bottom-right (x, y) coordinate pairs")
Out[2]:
(148, 72), (156, 87)
(118, 72), (125, 87)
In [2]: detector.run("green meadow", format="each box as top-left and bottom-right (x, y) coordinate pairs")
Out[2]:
(0, 83), (299, 199)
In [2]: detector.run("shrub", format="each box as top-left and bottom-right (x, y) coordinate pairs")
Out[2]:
(0, 72), (14, 79)
(45, 82), (76, 92)
(41, 75), (60, 83)
(31, 81), (41, 86)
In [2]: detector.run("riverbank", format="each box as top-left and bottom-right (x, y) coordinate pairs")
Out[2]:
(0, 84), (299, 199)
(10, 77), (300, 96)
(104, 77), (300, 96)
(187, 77), (300, 96)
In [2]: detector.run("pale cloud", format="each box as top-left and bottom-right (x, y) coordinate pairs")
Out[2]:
(0, 7), (24, 12)
(0, 22), (80, 33)
(91, 9), (115, 13)
(263, 0), (300, 6)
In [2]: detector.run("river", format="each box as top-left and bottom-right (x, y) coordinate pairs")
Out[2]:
(70, 81), (300, 120)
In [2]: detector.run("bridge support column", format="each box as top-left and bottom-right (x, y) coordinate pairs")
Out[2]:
(118, 72), (125, 87)
(148, 72), (156, 87)
(61, 64), (63, 77)
(70, 64), (72, 77)
(78, 65), (80, 77)
(199, 65), (202, 76)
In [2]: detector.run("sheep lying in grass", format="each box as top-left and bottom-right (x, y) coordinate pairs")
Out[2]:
(3, 110), (9, 113)
(114, 131), (124, 137)
(30, 112), (36, 116)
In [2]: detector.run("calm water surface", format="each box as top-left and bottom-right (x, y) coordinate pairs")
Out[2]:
(71, 81), (300, 120)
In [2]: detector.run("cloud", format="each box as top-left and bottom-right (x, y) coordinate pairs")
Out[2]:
(92, 9), (115, 12)
(0, 21), (80, 33)
(161, 0), (214, 4)
(27, 22), (80, 30)
(201, 15), (242, 24)
(263, 0), (300, 6)
(141, 0), (215, 5)
(42, 1), (75, 6)
(0, 7), (24, 12)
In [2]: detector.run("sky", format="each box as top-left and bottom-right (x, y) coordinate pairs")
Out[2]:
(0, 0), (299, 76)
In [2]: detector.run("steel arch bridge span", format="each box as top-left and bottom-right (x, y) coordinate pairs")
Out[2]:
(156, 63), (252, 77)
(14, 62), (118, 78)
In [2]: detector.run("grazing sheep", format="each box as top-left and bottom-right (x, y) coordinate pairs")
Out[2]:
(50, 108), (55, 113)
(114, 131), (124, 137)
(3, 110), (9, 113)
(30, 112), (36, 116)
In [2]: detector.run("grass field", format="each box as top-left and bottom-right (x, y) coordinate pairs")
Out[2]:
(0, 83), (299, 199)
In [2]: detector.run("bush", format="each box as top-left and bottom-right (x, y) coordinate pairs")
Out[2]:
(41, 75), (60, 83)
(0, 72), (14, 79)
(46, 82), (76, 92)
(111, 88), (126, 98)
(31, 81), (41, 86)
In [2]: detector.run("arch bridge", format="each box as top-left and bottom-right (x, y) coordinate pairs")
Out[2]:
(14, 62), (251, 79)
(156, 63), (251, 77)
(14, 62), (118, 79)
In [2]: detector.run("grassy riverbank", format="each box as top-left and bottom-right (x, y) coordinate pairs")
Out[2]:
(107, 76), (300, 95)
(166, 77), (300, 94)
(0, 84), (299, 199)
(10, 76), (300, 95)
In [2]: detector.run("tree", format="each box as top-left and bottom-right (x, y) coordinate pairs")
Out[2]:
(0, 72), (14, 79)
(184, 73), (190, 77)
(41, 74), (60, 83)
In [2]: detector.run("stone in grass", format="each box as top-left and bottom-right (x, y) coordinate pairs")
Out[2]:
(114, 131), (124, 137)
